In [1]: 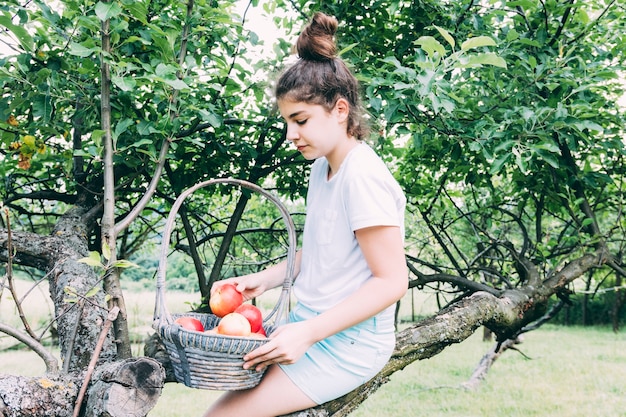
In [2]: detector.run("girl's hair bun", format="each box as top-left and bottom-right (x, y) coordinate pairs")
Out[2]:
(296, 12), (338, 62)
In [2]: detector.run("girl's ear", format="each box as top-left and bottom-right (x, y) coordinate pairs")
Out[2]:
(334, 98), (350, 122)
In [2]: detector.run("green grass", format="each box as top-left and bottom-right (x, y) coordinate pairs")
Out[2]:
(351, 325), (626, 417)
(3, 282), (626, 416)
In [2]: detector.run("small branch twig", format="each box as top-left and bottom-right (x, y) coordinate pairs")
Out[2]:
(63, 299), (85, 374)
(3, 207), (39, 340)
(0, 322), (59, 373)
(72, 306), (120, 417)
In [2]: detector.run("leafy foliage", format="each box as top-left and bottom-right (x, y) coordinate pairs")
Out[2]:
(2, 0), (625, 325)
(286, 0), (626, 319)
(0, 0), (307, 293)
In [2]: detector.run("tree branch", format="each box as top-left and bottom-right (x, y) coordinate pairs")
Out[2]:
(0, 323), (59, 373)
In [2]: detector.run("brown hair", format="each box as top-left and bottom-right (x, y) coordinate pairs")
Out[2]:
(275, 12), (368, 140)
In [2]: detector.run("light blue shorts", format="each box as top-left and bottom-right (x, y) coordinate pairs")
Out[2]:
(278, 302), (395, 404)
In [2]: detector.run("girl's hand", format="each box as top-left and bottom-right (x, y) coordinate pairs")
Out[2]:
(210, 273), (267, 302)
(242, 321), (316, 371)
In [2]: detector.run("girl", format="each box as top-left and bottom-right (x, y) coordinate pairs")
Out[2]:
(204, 12), (407, 417)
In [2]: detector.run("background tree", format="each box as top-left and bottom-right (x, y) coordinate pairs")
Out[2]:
(1, 0), (625, 416)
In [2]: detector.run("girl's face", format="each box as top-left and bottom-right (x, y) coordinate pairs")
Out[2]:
(278, 99), (349, 161)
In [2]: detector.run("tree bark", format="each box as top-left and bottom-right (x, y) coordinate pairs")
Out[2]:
(1, 211), (116, 373)
(461, 337), (523, 390)
(0, 374), (78, 417)
(612, 272), (624, 332)
(0, 358), (164, 417)
(84, 358), (165, 417)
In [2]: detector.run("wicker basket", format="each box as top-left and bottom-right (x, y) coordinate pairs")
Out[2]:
(153, 178), (297, 390)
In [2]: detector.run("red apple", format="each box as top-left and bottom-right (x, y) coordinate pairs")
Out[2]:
(234, 304), (263, 333)
(216, 312), (251, 336)
(175, 316), (204, 332)
(209, 283), (243, 317)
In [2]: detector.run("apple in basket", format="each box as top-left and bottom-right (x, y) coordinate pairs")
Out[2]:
(234, 304), (263, 333)
(250, 326), (267, 338)
(216, 312), (251, 336)
(174, 316), (204, 332)
(209, 283), (244, 317)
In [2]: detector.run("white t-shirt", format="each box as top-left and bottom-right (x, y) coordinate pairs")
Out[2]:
(293, 142), (406, 313)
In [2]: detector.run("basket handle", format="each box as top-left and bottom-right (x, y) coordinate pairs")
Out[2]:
(153, 178), (297, 327)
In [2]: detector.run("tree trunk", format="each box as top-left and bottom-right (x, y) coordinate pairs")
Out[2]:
(84, 358), (165, 417)
(0, 374), (78, 417)
(612, 272), (624, 332)
(1, 211), (116, 373)
(461, 337), (523, 390)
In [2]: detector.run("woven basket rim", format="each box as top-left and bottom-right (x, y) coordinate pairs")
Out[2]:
(152, 179), (297, 390)
(157, 312), (273, 347)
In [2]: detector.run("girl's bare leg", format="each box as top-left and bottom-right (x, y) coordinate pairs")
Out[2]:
(203, 365), (316, 417)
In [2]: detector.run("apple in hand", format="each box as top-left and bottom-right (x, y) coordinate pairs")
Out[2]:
(175, 316), (204, 332)
(209, 283), (243, 317)
(234, 304), (263, 333)
(216, 312), (251, 337)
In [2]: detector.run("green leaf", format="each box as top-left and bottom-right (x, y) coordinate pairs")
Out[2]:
(415, 36), (446, 59)
(163, 78), (189, 90)
(573, 120), (603, 133)
(78, 251), (104, 269)
(154, 63), (177, 78)
(538, 151), (560, 168)
(582, 217), (594, 227)
(433, 25), (455, 49)
(91, 130), (106, 148)
(128, 138), (153, 148)
(136, 121), (159, 136)
(338, 43), (358, 56)
(135, 148), (158, 161)
(0, 14), (34, 52)
(520, 107), (535, 121)
(461, 36), (497, 51)
(576, 7), (590, 24)
(102, 241), (112, 262)
(69, 42), (97, 58)
(471, 53), (507, 68)
(489, 153), (510, 175)
(113, 118), (135, 141)
(506, 0), (536, 8)
(32, 95), (52, 121)
(125, 1), (148, 24)
(111, 75), (137, 92)
(494, 140), (515, 153)
(534, 141), (561, 153)
(518, 38), (542, 47)
(506, 29), (520, 42)
(112, 259), (140, 269)
(95, 1), (123, 21)
(85, 287), (100, 298)
(64, 286), (78, 295)
(198, 109), (223, 128)
(515, 152), (527, 173)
